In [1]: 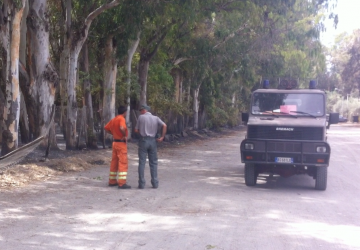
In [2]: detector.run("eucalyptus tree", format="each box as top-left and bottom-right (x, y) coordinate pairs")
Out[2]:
(59, 0), (120, 150)
(179, 1), (260, 129)
(0, 0), (27, 155)
(136, 0), (206, 107)
(87, 0), (146, 142)
(24, 0), (59, 148)
(336, 30), (360, 94)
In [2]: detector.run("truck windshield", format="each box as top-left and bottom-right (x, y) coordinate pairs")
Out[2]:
(251, 93), (325, 117)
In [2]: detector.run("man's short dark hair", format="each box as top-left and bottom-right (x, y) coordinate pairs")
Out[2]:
(118, 106), (127, 115)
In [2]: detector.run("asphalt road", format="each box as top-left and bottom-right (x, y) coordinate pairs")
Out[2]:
(0, 125), (359, 250)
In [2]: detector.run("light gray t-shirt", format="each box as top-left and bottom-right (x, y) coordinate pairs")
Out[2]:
(135, 112), (165, 137)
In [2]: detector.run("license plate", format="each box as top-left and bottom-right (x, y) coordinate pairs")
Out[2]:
(275, 157), (293, 163)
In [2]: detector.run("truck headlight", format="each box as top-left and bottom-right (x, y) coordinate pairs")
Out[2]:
(245, 143), (254, 150)
(316, 146), (326, 153)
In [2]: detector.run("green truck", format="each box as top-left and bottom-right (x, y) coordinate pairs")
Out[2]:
(240, 80), (339, 190)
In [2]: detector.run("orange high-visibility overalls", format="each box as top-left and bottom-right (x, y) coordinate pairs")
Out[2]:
(104, 115), (128, 186)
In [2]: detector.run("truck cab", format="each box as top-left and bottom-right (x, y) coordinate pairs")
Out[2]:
(240, 80), (339, 190)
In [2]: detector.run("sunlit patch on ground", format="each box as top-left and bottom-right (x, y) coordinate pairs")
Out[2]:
(282, 221), (360, 248)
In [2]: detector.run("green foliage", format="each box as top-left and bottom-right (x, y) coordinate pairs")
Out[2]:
(44, 0), (337, 134)
(206, 105), (229, 129)
(115, 67), (139, 105)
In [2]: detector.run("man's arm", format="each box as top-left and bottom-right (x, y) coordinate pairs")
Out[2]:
(104, 120), (112, 134)
(134, 118), (140, 134)
(157, 123), (167, 142)
(119, 126), (126, 136)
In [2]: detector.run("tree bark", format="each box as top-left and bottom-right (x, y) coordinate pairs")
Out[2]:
(59, 0), (71, 142)
(171, 68), (183, 103)
(125, 31), (140, 138)
(193, 86), (200, 130)
(102, 35), (117, 125)
(64, 0), (120, 149)
(18, 0), (29, 143)
(0, 0), (26, 156)
(27, 0), (58, 149)
(65, 48), (79, 149)
(81, 42), (97, 148)
(19, 92), (29, 143)
(138, 56), (150, 106)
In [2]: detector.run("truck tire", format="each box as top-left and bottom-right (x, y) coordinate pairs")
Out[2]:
(245, 163), (257, 186)
(315, 167), (327, 190)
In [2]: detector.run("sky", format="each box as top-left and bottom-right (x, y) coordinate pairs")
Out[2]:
(320, 0), (360, 46)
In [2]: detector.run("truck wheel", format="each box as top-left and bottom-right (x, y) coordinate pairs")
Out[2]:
(315, 167), (327, 190)
(245, 163), (257, 186)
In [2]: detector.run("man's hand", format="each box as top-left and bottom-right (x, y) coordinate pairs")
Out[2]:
(156, 136), (164, 142)
(157, 124), (167, 142)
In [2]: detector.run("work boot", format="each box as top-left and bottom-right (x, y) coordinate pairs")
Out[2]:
(138, 185), (144, 189)
(118, 184), (131, 189)
(108, 183), (118, 187)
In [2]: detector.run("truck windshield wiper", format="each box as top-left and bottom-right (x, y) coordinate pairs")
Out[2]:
(261, 111), (279, 117)
(290, 111), (316, 118)
(278, 112), (298, 118)
(261, 111), (297, 118)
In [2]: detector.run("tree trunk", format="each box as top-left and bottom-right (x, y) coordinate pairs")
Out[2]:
(102, 35), (117, 123)
(81, 42), (97, 148)
(126, 32), (140, 138)
(59, 0), (71, 144)
(19, 92), (29, 143)
(65, 50), (79, 149)
(193, 86), (200, 130)
(171, 68), (183, 103)
(59, 41), (69, 143)
(232, 92), (236, 107)
(0, 89), (6, 144)
(64, 0), (121, 149)
(102, 35), (117, 143)
(18, 0), (29, 144)
(170, 68), (183, 133)
(138, 56), (150, 106)
(27, 0), (58, 149)
(200, 105), (206, 129)
(185, 82), (191, 128)
(0, 0), (26, 156)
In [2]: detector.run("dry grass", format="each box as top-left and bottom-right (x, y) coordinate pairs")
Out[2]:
(0, 149), (110, 189)
(0, 164), (57, 188)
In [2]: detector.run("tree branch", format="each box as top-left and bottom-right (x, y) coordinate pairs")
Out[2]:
(213, 22), (249, 49)
(85, 0), (121, 26)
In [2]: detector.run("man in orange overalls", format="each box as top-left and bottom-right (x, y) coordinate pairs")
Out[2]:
(104, 106), (131, 189)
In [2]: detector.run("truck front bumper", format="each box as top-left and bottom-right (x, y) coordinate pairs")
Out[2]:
(240, 139), (330, 167)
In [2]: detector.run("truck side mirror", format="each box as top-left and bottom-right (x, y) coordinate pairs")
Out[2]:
(242, 112), (249, 123)
(327, 113), (339, 129)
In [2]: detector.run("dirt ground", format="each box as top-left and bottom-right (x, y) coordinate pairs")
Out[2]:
(0, 128), (240, 189)
(1, 124), (360, 250)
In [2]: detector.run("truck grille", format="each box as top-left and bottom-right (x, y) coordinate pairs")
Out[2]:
(247, 126), (323, 141)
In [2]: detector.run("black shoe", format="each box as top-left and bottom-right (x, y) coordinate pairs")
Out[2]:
(108, 183), (118, 187)
(118, 184), (131, 189)
(138, 185), (144, 189)
(152, 185), (158, 189)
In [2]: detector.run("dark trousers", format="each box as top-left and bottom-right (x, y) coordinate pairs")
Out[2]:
(138, 137), (159, 187)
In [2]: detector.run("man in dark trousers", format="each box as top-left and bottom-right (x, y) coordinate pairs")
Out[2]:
(134, 104), (167, 189)
(104, 106), (131, 189)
